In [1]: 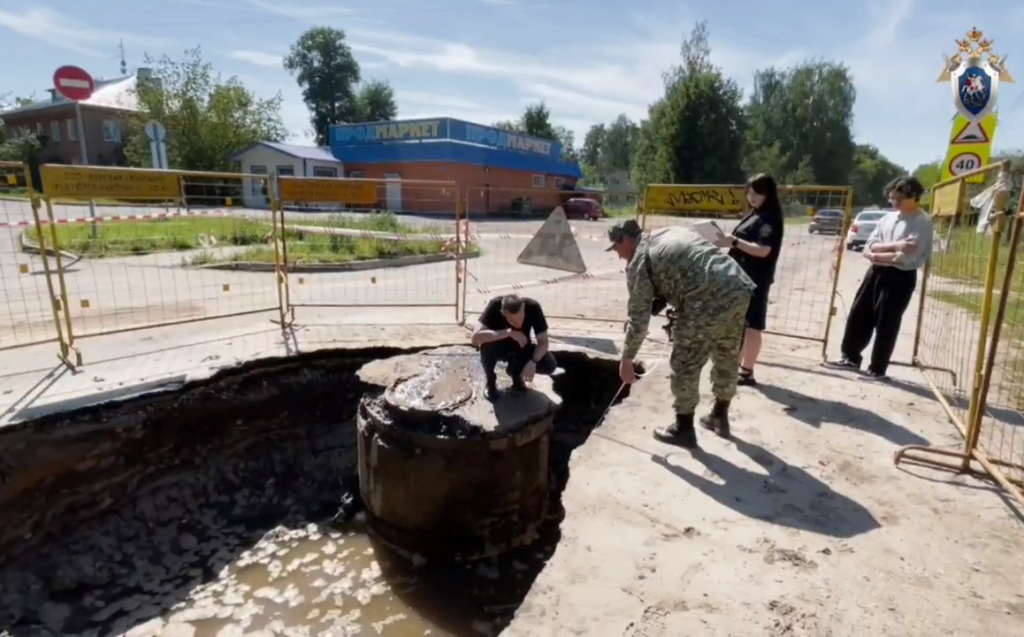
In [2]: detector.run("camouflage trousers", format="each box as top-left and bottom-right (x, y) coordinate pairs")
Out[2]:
(668, 287), (751, 414)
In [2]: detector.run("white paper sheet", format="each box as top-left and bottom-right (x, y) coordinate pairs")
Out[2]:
(691, 220), (725, 243)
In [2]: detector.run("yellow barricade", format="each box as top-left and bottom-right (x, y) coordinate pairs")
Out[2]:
(0, 161), (71, 354)
(895, 160), (1024, 511)
(273, 176), (466, 326)
(34, 165), (282, 367)
(640, 182), (854, 356)
(458, 186), (625, 326)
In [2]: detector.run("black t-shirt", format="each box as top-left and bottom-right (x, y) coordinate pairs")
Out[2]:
(729, 207), (784, 286)
(478, 296), (549, 343)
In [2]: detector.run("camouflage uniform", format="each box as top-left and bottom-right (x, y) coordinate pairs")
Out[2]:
(622, 226), (755, 431)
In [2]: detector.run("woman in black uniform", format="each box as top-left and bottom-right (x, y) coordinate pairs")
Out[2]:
(720, 173), (784, 386)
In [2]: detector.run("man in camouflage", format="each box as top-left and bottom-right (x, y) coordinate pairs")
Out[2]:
(607, 219), (755, 447)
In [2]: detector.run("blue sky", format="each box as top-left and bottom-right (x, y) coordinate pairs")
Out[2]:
(2, 0), (1022, 171)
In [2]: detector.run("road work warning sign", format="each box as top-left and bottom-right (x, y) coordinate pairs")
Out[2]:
(516, 206), (587, 274)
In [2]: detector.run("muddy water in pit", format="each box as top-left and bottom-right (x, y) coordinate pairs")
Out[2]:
(162, 516), (555, 637)
(1, 349), (621, 637)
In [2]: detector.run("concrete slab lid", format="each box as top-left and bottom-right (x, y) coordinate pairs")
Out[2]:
(357, 345), (560, 433)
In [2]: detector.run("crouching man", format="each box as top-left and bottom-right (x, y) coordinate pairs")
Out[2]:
(607, 219), (755, 447)
(471, 294), (558, 401)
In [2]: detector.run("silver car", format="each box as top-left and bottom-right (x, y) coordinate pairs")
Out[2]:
(808, 208), (845, 235)
(845, 210), (893, 251)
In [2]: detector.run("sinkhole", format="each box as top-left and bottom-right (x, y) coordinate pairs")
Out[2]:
(0, 344), (633, 637)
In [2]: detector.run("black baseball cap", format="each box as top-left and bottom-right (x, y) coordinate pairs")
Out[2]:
(605, 219), (642, 251)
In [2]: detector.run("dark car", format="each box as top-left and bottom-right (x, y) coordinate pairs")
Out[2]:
(808, 208), (845, 234)
(562, 198), (605, 221)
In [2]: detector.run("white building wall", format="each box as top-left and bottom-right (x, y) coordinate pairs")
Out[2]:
(235, 146), (344, 208)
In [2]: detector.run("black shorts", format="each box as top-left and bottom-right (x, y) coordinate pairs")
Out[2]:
(745, 283), (771, 331)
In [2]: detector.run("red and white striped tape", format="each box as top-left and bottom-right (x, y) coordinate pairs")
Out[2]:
(0, 209), (232, 228)
(472, 267), (625, 295)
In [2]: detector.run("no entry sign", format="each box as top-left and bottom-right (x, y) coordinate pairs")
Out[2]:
(53, 65), (95, 101)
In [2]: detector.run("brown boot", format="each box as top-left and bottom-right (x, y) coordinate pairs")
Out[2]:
(699, 399), (731, 438)
(653, 413), (698, 448)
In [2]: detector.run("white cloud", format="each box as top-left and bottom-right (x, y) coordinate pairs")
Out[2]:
(0, 7), (110, 57)
(400, 92), (485, 112)
(0, 6), (176, 59)
(229, 0), (998, 166)
(230, 50), (282, 68)
(244, 0), (352, 21)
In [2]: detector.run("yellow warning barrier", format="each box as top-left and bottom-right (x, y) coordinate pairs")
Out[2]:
(33, 165), (282, 367)
(640, 182), (854, 356)
(271, 178), (468, 327)
(0, 161), (72, 354)
(460, 187), (625, 327)
(642, 185), (747, 216)
(40, 165), (181, 200)
(895, 160), (1024, 512)
(277, 176), (377, 205)
(930, 180), (965, 217)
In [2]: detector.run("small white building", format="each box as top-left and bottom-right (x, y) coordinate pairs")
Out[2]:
(230, 142), (344, 208)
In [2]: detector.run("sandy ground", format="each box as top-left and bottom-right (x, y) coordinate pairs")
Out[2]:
(2, 206), (1023, 636)
(507, 336), (1024, 636)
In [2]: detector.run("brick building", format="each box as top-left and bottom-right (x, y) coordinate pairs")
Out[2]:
(328, 118), (586, 215)
(0, 70), (150, 166)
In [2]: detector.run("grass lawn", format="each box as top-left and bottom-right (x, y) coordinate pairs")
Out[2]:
(284, 211), (446, 234)
(929, 223), (1018, 289)
(195, 234), (479, 266)
(27, 212), (472, 265)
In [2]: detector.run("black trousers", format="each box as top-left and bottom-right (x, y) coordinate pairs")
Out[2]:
(479, 340), (557, 384)
(841, 265), (917, 374)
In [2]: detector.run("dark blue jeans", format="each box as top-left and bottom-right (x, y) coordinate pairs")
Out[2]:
(479, 340), (557, 384)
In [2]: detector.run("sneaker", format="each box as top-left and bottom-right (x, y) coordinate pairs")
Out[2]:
(864, 369), (888, 382)
(823, 358), (860, 371)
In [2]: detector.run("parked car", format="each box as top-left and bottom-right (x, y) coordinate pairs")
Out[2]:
(845, 210), (893, 251)
(562, 198), (605, 221)
(808, 208), (845, 235)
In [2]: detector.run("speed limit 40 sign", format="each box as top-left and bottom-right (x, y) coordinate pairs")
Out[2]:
(948, 152), (982, 176)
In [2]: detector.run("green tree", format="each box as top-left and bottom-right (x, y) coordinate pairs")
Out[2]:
(519, 102), (556, 139)
(0, 93), (45, 163)
(355, 79), (398, 122)
(744, 60), (857, 186)
(912, 161), (942, 190)
(284, 26), (361, 145)
(126, 48), (286, 171)
(631, 102), (667, 187)
(492, 106), (579, 164)
(581, 123), (606, 169)
(553, 125), (579, 163)
(632, 21), (746, 185)
(601, 114), (639, 174)
(0, 131), (41, 163)
(848, 144), (906, 207)
(492, 119), (520, 132)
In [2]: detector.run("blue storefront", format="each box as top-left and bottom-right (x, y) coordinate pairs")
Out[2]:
(329, 118), (585, 214)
